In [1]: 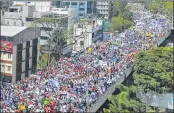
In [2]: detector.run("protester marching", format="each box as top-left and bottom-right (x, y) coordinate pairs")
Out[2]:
(0, 13), (171, 112)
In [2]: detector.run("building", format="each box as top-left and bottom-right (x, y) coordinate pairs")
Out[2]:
(13, 1), (52, 12)
(56, 1), (96, 17)
(0, 26), (40, 83)
(4, 4), (78, 45)
(73, 19), (103, 51)
(96, 1), (111, 20)
(38, 7), (79, 45)
(1, 10), (5, 25)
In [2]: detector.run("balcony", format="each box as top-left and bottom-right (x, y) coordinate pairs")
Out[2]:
(4, 12), (22, 19)
(96, 6), (109, 9)
(97, 2), (109, 6)
(99, 11), (109, 15)
(79, 5), (85, 8)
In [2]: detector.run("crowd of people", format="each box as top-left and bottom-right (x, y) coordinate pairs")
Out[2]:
(0, 14), (170, 112)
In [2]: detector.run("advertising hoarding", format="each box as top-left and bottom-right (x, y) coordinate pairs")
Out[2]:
(0, 41), (13, 53)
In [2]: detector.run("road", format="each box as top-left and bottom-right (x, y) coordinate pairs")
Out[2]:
(89, 29), (172, 112)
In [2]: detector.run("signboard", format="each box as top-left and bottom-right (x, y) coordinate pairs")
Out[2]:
(0, 41), (13, 53)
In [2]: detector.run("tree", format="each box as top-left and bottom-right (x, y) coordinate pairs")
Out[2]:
(145, 0), (173, 20)
(32, 17), (77, 65)
(103, 84), (166, 112)
(110, 0), (134, 32)
(146, 0), (162, 14)
(32, 17), (67, 64)
(111, 16), (134, 32)
(37, 52), (56, 69)
(37, 52), (49, 69)
(111, 16), (124, 32)
(103, 84), (144, 112)
(133, 47), (173, 94)
(0, 1), (12, 11)
(119, 9), (134, 21)
(123, 19), (134, 30)
(111, 0), (128, 17)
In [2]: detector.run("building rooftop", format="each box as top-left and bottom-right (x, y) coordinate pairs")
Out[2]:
(1, 26), (27, 37)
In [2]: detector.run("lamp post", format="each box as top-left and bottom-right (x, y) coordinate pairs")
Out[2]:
(82, 22), (94, 112)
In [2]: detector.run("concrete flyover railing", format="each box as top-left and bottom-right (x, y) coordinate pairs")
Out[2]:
(89, 63), (133, 112)
(88, 29), (171, 112)
(157, 30), (171, 46)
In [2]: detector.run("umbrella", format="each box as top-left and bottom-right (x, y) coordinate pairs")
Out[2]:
(72, 108), (79, 112)
(70, 94), (77, 98)
(49, 79), (60, 88)
(60, 91), (67, 95)
(19, 104), (26, 110)
(41, 97), (50, 105)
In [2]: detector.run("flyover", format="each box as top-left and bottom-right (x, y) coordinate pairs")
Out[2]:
(88, 29), (172, 112)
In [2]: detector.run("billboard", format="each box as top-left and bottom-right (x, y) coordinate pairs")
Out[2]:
(0, 41), (13, 53)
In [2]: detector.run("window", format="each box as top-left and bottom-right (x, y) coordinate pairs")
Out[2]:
(33, 38), (38, 45)
(7, 66), (11, 71)
(80, 2), (84, 5)
(79, 8), (84, 11)
(26, 48), (29, 59)
(26, 18), (34, 22)
(80, 41), (84, 47)
(79, 14), (83, 16)
(71, 2), (77, 5)
(26, 41), (30, 47)
(40, 36), (48, 40)
(7, 21), (9, 25)
(16, 74), (21, 82)
(8, 53), (11, 59)
(17, 44), (23, 51)
(14, 21), (16, 26)
(1, 65), (5, 71)
(2, 11), (4, 15)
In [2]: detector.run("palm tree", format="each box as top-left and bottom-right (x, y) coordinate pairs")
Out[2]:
(103, 84), (144, 112)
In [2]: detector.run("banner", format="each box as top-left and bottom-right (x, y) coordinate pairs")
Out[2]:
(0, 41), (13, 53)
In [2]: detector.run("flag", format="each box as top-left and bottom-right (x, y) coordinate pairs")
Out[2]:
(88, 47), (92, 53)
(95, 56), (99, 64)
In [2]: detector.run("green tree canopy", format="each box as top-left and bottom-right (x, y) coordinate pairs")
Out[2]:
(133, 47), (173, 93)
(111, 16), (124, 32)
(110, 0), (134, 32)
(103, 84), (144, 113)
(111, 16), (134, 32)
(37, 52), (56, 69)
(111, 0), (128, 17)
(32, 17), (74, 65)
(146, 0), (173, 20)
(37, 52), (49, 69)
(103, 84), (166, 113)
